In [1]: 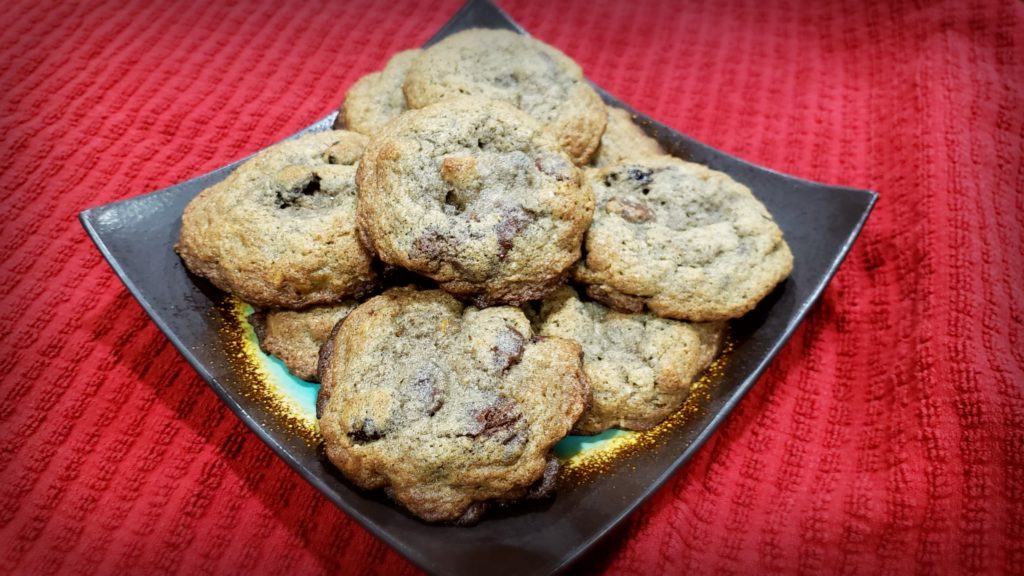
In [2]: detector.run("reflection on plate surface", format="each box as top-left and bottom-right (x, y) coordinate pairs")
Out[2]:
(79, 0), (876, 573)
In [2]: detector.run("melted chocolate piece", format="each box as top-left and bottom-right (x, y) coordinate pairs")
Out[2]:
(585, 284), (646, 313)
(606, 195), (655, 223)
(525, 456), (560, 499)
(491, 325), (525, 371)
(466, 397), (522, 442)
(454, 502), (488, 526)
(495, 206), (534, 261)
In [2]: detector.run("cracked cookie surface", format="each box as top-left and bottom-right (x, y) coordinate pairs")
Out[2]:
(317, 287), (589, 523)
(403, 28), (606, 165)
(535, 287), (724, 434)
(575, 156), (793, 321)
(249, 302), (357, 382)
(357, 97), (594, 307)
(177, 130), (378, 308)
(336, 49), (422, 135)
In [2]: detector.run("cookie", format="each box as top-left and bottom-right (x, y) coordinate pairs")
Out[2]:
(535, 287), (724, 434)
(403, 28), (606, 165)
(574, 157), (794, 321)
(177, 130), (378, 309)
(335, 49), (422, 135)
(356, 96), (594, 307)
(317, 287), (589, 523)
(249, 302), (357, 382)
(590, 106), (665, 168)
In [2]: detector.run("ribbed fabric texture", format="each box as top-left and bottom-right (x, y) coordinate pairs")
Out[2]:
(1, 0), (1022, 574)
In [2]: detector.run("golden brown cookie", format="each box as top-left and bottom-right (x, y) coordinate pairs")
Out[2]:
(177, 130), (377, 308)
(575, 157), (794, 321)
(317, 287), (589, 523)
(356, 97), (594, 307)
(403, 28), (606, 165)
(535, 287), (724, 434)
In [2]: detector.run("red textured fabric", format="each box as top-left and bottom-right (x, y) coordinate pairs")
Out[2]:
(1, 0), (1022, 574)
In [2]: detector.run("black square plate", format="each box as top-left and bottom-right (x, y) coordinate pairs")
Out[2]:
(80, 1), (876, 573)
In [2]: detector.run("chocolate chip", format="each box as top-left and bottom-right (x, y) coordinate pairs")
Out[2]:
(586, 284), (646, 313)
(627, 167), (653, 184)
(466, 397), (522, 440)
(495, 206), (534, 261)
(491, 325), (525, 371)
(347, 418), (384, 444)
(454, 502), (488, 526)
(606, 195), (655, 223)
(275, 174), (322, 208)
(300, 177), (319, 195)
(525, 456), (560, 499)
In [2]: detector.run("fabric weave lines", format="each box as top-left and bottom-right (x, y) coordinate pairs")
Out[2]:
(1, 0), (1022, 574)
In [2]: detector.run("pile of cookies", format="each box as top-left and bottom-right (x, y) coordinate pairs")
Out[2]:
(176, 28), (793, 524)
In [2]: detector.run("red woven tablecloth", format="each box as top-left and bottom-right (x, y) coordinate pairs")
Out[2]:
(2, 0), (1022, 573)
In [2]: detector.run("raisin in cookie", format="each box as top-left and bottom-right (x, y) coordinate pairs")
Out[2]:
(249, 302), (357, 382)
(575, 157), (793, 321)
(403, 28), (606, 165)
(357, 97), (594, 307)
(317, 287), (589, 523)
(590, 106), (665, 168)
(335, 49), (422, 135)
(177, 130), (378, 309)
(535, 287), (723, 434)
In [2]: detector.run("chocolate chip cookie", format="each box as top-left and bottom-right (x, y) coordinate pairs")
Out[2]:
(574, 157), (793, 321)
(590, 106), (665, 168)
(177, 130), (378, 309)
(535, 287), (724, 434)
(317, 287), (589, 523)
(356, 96), (594, 307)
(249, 302), (357, 382)
(403, 28), (606, 165)
(335, 49), (422, 135)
